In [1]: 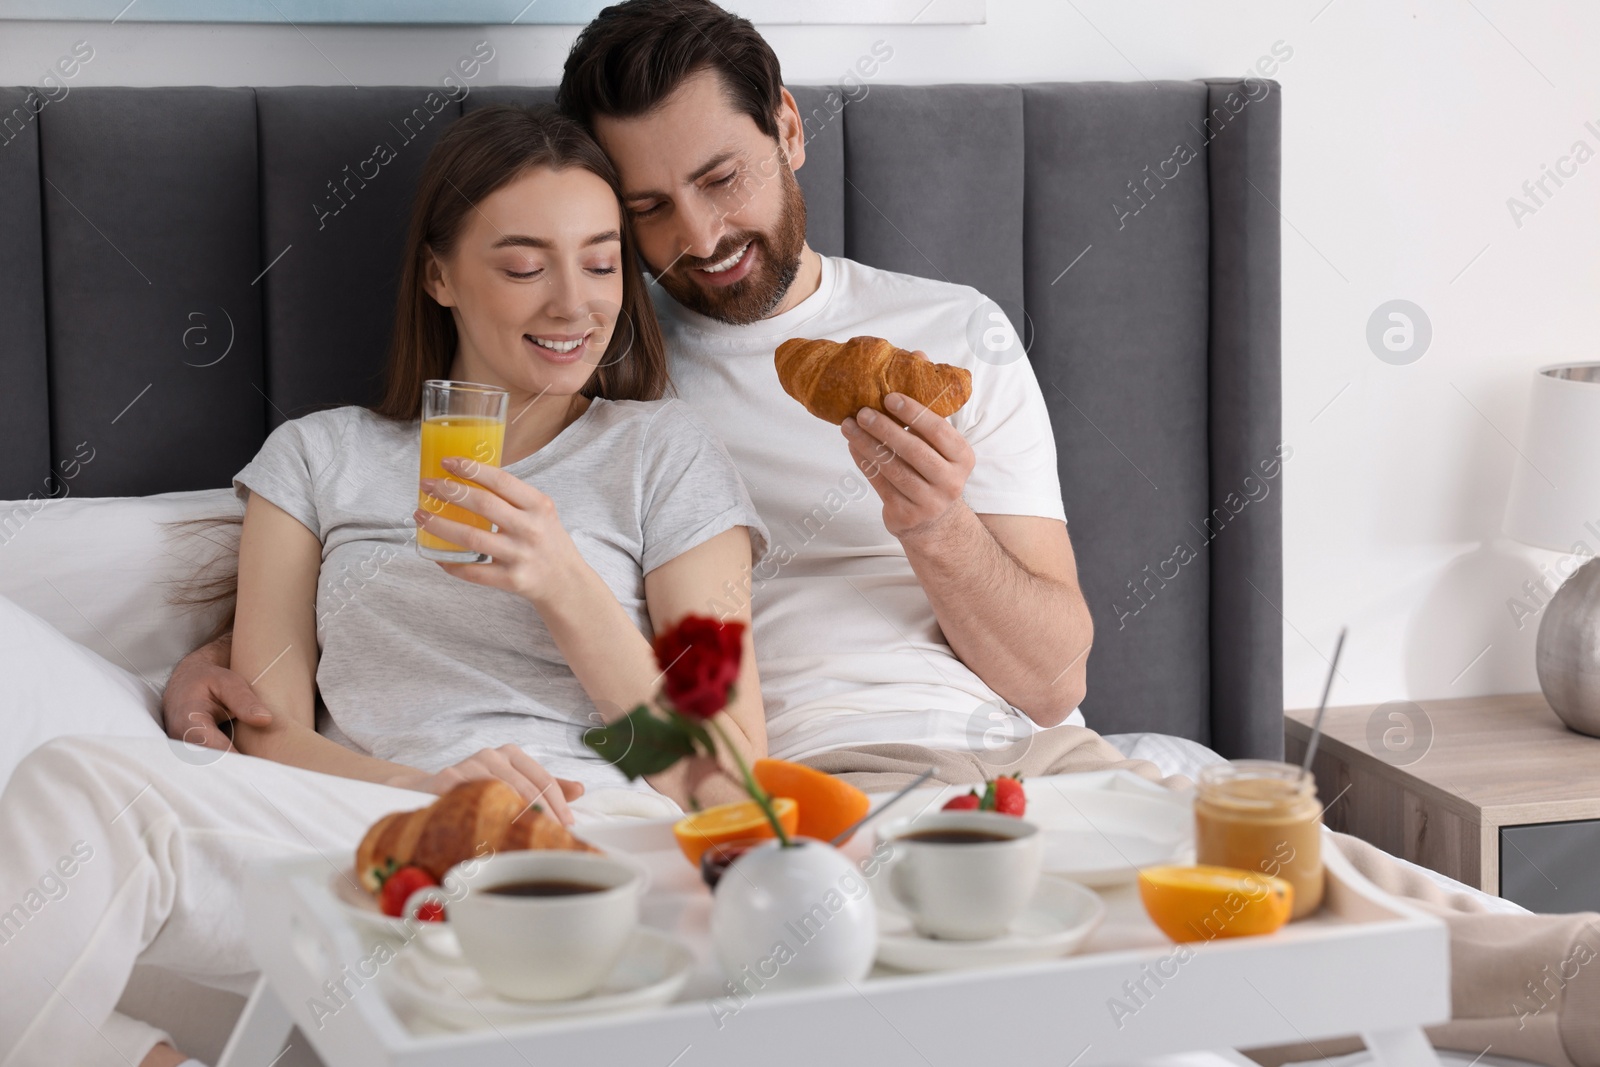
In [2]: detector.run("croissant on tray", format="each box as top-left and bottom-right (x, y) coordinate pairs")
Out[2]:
(773, 335), (972, 425)
(355, 778), (597, 893)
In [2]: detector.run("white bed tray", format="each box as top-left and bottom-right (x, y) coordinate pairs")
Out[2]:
(230, 771), (1449, 1067)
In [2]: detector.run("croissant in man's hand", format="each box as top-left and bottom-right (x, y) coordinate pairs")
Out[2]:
(773, 336), (972, 425)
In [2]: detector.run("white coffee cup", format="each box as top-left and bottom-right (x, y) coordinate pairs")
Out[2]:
(877, 811), (1042, 940)
(405, 850), (643, 1001)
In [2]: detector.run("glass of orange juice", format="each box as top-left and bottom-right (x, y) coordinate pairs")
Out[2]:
(417, 379), (508, 563)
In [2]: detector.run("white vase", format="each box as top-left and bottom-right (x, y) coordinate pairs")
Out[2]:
(710, 837), (877, 992)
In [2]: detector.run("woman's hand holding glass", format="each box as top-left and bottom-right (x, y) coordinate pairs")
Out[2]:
(386, 743), (585, 826)
(414, 455), (588, 608)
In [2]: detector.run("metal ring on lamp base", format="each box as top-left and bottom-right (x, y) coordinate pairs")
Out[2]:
(1536, 556), (1600, 737)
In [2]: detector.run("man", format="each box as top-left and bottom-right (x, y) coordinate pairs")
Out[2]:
(555, 0), (1119, 781)
(159, 3), (1599, 1065)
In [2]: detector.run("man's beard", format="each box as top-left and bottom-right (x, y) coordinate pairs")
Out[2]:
(654, 164), (808, 326)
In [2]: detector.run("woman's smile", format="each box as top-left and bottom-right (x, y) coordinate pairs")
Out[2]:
(524, 329), (597, 364)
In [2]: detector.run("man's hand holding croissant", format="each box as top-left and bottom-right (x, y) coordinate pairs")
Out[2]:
(840, 359), (977, 543)
(771, 334), (977, 544)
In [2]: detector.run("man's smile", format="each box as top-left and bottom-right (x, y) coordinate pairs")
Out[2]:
(692, 240), (757, 287)
(699, 241), (750, 274)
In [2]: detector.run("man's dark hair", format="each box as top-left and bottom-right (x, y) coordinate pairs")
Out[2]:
(558, 0), (785, 141)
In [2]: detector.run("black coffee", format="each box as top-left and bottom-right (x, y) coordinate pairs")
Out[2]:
(485, 879), (607, 897)
(900, 829), (1012, 845)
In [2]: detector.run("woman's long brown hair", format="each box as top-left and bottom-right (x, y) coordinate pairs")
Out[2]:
(165, 104), (669, 634)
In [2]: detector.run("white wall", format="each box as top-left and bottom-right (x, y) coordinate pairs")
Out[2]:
(5, 1), (1596, 712)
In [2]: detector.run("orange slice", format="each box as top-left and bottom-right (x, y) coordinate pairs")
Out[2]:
(672, 797), (799, 868)
(1137, 865), (1294, 943)
(751, 758), (872, 844)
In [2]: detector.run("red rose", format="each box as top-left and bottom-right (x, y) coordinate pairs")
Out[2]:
(653, 615), (745, 719)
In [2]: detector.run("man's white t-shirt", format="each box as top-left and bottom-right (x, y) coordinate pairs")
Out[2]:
(656, 254), (1085, 763)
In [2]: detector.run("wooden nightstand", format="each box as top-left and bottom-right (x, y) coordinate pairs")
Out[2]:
(1285, 692), (1600, 913)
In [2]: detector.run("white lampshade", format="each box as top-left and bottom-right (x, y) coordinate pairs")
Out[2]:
(1503, 363), (1600, 553)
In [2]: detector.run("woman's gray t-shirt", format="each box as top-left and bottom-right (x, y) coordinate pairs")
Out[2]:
(231, 397), (769, 792)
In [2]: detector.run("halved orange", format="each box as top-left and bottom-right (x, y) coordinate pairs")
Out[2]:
(752, 758), (871, 844)
(1138, 865), (1294, 943)
(672, 797), (799, 868)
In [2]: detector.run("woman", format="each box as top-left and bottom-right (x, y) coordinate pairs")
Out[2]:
(222, 100), (769, 819)
(0, 105), (768, 1067)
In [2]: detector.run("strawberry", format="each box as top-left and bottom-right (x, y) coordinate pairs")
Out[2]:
(942, 790), (981, 811)
(943, 775), (1026, 817)
(376, 863), (444, 921)
(991, 774), (1026, 817)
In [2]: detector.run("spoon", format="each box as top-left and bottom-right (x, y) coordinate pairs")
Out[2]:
(830, 766), (936, 846)
(1299, 626), (1347, 781)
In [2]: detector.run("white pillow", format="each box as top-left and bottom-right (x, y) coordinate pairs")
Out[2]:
(0, 487), (241, 691)
(1100, 731), (1229, 780)
(0, 594), (167, 785)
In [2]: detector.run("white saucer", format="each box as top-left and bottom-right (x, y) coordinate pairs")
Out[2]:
(873, 872), (1105, 972)
(1040, 828), (1191, 887)
(384, 926), (694, 1029)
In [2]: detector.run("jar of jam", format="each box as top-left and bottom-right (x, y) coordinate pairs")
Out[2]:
(1194, 760), (1325, 920)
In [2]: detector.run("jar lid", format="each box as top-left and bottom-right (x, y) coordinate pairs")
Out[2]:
(1197, 759), (1318, 809)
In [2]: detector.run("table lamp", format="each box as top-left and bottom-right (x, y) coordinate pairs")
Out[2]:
(1503, 362), (1600, 736)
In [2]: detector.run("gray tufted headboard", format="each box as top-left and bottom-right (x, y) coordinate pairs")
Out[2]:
(0, 79), (1282, 759)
